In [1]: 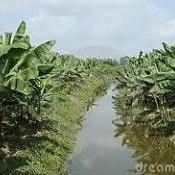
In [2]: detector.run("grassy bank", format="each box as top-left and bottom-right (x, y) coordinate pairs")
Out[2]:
(1, 77), (109, 175)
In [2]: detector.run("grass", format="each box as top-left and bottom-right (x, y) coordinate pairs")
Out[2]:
(0, 77), (109, 175)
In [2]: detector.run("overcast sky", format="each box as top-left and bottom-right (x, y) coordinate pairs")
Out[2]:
(0, 0), (175, 58)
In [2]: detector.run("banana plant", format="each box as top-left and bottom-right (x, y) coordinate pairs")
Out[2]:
(115, 42), (175, 128)
(0, 21), (57, 120)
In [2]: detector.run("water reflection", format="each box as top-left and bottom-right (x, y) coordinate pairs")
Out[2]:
(113, 92), (175, 175)
(114, 124), (175, 175)
(70, 87), (136, 175)
(70, 86), (175, 175)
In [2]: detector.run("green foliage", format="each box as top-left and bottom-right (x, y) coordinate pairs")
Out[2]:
(115, 42), (175, 131)
(0, 21), (117, 175)
(0, 21), (57, 118)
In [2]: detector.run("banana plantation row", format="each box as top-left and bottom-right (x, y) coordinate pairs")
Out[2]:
(0, 21), (116, 135)
(115, 42), (175, 136)
(0, 22), (117, 175)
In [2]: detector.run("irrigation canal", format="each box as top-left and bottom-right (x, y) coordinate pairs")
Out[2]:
(70, 86), (175, 175)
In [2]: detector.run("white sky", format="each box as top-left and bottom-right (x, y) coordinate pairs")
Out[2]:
(0, 0), (175, 58)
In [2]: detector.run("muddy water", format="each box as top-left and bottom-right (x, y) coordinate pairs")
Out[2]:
(70, 87), (175, 175)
